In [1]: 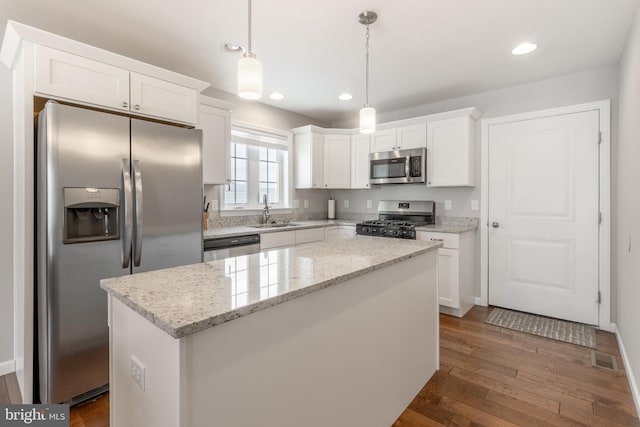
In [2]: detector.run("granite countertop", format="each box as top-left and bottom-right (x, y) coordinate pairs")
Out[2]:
(203, 218), (476, 240)
(101, 237), (442, 339)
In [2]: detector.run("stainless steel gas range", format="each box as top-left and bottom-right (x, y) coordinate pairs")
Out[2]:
(355, 200), (435, 240)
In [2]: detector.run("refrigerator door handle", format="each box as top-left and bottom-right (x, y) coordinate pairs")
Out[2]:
(133, 159), (144, 266)
(121, 159), (133, 268)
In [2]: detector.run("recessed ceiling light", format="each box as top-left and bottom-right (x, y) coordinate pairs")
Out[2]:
(338, 93), (353, 101)
(222, 43), (246, 54)
(512, 42), (538, 55)
(270, 92), (285, 100)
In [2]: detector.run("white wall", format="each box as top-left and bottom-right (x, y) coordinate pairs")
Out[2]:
(331, 65), (619, 302)
(615, 3), (640, 409)
(0, 63), (14, 366)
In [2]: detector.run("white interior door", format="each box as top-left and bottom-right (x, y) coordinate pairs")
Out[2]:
(488, 110), (599, 325)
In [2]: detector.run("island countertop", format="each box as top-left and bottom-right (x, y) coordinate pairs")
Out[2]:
(100, 237), (442, 339)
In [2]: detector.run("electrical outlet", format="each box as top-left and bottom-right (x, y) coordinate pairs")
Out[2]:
(130, 355), (146, 390)
(303, 200), (309, 209)
(367, 200), (372, 209)
(211, 200), (218, 211)
(344, 200), (349, 209)
(471, 200), (479, 211)
(445, 200), (452, 210)
(293, 199), (299, 208)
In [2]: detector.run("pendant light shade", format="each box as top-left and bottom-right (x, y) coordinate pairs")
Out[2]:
(238, 54), (262, 100)
(359, 106), (376, 134)
(358, 11), (377, 134)
(237, 0), (262, 100)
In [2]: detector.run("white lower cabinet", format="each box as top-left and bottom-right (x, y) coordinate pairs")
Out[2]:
(260, 228), (326, 250)
(417, 230), (475, 317)
(325, 226), (355, 241)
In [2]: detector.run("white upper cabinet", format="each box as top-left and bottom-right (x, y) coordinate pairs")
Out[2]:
(370, 129), (396, 152)
(294, 130), (324, 189)
(198, 99), (231, 185)
(370, 123), (427, 152)
(130, 73), (198, 124)
(397, 123), (427, 150)
(426, 110), (478, 187)
(34, 45), (201, 125)
(35, 45), (130, 112)
(323, 134), (351, 189)
(351, 133), (371, 189)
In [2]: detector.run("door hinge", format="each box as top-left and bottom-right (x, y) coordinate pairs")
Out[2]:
(599, 212), (602, 224)
(598, 131), (602, 144)
(597, 291), (602, 304)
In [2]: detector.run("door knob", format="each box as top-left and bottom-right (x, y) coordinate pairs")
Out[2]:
(491, 222), (500, 228)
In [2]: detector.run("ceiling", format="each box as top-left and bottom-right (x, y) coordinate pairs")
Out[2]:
(1, 0), (638, 124)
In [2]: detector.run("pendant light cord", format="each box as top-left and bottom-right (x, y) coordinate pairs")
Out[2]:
(247, 0), (252, 55)
(364, 23), (370, 107)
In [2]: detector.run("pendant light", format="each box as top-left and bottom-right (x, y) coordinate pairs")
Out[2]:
(358, 11), (377, 134)
(237, 0), (262, 99)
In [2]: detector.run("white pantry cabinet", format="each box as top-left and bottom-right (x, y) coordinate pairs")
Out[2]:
(370, 123), (427, 152)
(325, 226), (356, 241)
(351, 133), (371, 189)
(416, 230), (475, 317)
(323, 134), (351, 189)
(426, 109), (479, 187)
(34, 45), (199, 124)
(198, 97), (231, 185)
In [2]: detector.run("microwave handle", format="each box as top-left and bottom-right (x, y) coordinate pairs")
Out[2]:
(405, 156), (411, 178)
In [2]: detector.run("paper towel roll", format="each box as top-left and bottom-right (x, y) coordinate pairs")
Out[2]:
(328, 199), (336, 219)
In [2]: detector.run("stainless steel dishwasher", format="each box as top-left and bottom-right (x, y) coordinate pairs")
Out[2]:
(203, 234), (261, 261)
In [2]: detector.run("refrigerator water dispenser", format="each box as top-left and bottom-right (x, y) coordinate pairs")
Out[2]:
(63, 187), (120, 243)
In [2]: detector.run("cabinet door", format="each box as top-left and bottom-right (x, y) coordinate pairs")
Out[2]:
(397, 123), (427, 149)
(437, 248), (460, 309)
(295, 228), (325, 244)
(130, 73), (198, 124)
(370, 129), (397, 152)
(427, 117), (475, 187)
(323, 135), (351, 188)
(339, 227), (356, 239)
(351, 133), (371, 189)
(260, 231), (296, 250)
(198, 105), (231, 185)
(35, 45), (130, 111)
(294, 132), (324, 189)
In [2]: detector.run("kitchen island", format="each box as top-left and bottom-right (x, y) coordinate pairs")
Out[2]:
(101, 237), (441, 427)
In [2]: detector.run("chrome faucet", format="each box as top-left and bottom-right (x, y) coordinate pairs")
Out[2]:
(262, 194), (271, 224)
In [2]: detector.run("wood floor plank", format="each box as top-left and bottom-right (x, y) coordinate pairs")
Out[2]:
(392, 408), (448, 427)
(0, 376), (10, 404)
(5, 373), (22, 404)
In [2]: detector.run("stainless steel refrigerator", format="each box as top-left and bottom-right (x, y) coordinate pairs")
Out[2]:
(36, 101), (203, 404)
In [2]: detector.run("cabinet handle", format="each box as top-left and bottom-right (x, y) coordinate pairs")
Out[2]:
(430, 238), (444, 241)
(427, 181), (431, 185)
(324, 184), (328, 187)
(492, 222), (500, 228)
(122, 101), (128, 108)
(365, 183), (369, 187)
(134, 104), (141, 110)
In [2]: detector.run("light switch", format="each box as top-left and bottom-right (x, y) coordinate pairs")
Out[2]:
(445, 200), (452, 210)
(471, 200), (479, 211)
(303, 200), (309, 209)
(293, 199), (299, 208)
(367, 200), (372, 209)
(344, 200), (349, 209)
(212, 200), (218, 211)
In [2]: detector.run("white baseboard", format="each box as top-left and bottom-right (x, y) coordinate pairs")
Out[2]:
(0, 359), (16, 376)
(613, 323), (640, 416)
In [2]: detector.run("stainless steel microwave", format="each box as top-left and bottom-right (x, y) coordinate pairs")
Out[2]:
(369, 148), (426, 184)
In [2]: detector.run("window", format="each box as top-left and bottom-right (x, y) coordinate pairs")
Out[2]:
(222, 126), (291, 212)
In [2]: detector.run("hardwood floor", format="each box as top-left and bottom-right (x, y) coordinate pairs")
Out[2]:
(393, 306), (640, 427)
(2, 306), (638, 426)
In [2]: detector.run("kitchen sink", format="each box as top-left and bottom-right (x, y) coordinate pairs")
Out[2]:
(248, 223), (301, 228)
